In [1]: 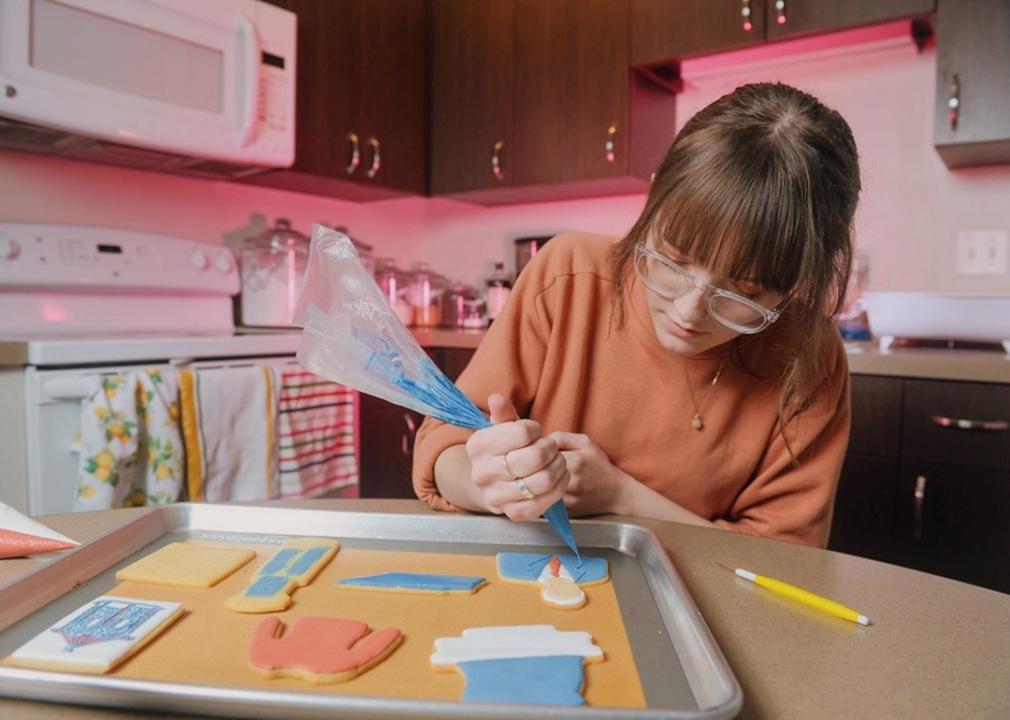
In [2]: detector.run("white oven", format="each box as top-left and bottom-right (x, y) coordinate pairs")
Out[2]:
(0, 223), (354, 517)
(0, 0), (295, 173)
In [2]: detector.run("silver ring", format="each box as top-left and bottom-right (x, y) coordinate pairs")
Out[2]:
(515, 477), (536, 501)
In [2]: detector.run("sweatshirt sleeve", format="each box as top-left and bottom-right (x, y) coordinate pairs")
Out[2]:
(712, 337), (851, 547)
(411, 239), (560, 511)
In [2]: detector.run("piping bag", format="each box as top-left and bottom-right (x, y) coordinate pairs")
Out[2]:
(293, 225), (580, 559)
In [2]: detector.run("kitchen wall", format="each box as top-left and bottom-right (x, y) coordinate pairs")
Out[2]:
(1, 32), (1009, 294)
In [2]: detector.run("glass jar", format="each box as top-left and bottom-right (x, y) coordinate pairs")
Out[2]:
(406, 261), (443, 327)
(485, 261), (513, 322)
(239, 218), (310, 327)
(374, 257), (413, 326)
(441, 283), (479, 328)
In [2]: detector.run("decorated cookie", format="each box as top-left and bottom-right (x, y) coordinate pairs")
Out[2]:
(226, 537), (339, 613)
(5, 596), (183, 674)
(336, 572), (486, 595)
(496, 552), (609, 610)
(116, 542), (256, 588)
(431, 624), (603, 705)
(249, 616), (402, 684)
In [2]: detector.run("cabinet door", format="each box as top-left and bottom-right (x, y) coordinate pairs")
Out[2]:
(266, 0), (358, 179)
(895, 463), (1010, 594)
(358, 394), (425, 499)
(848, 375), (903, 456)
(631, 0), (767, 65)
(429, 0), (514, 194)
(934, 0), (1010, 167)
(511, 0), (630, 186)
(356, 0), (428, 193)
(828, 454), (900, 564)
(765, 0), (935, 42)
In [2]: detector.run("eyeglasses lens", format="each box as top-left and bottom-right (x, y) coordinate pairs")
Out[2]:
(638, 251), (765, 331)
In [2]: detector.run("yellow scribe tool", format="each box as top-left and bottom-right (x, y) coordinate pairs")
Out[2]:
(717, 562), (871, 626)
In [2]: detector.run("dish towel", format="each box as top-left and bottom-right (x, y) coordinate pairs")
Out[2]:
(73, 369), (184, 511)
(179, 366), (279, 503)
(272, 367), (357, 499)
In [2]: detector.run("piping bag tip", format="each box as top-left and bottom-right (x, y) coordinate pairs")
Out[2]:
(543, 500), (581, 563)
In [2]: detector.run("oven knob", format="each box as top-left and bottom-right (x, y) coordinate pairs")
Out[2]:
(0, 236), (21, 261)
(213, 252), (234, 273)
(189, 249), (209, 270)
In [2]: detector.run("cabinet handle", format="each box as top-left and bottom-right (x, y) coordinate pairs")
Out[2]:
(947, 74), (960, 132)
(345, 132), (361, 175)
(773, 0), (787, 25)
(605, 123), (618, 163)
(740, 0), (753, 32)
(913, 475), (927, 542)
(401, 413), (418, 456)
(931, 415), (1008, 431)
(491, 139), (505, 182)
(366, 136), (381, 179)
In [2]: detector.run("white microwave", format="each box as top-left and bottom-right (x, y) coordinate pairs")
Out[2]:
(0, 0), (295, 177)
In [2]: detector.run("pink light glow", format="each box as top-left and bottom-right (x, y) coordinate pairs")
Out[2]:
(41, 301), (68, 324)
(777, 15), (787, 25)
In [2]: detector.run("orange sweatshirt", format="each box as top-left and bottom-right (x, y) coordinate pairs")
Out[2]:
(412, 232), (850, 547)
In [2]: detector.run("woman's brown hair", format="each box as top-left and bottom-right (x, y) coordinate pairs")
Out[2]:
(614, 82), (861, 437)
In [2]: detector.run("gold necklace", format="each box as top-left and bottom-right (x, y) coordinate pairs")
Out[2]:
(683, 357), (727, 431)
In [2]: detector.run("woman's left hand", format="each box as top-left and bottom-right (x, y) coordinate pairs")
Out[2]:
(547, 431), (634, 516)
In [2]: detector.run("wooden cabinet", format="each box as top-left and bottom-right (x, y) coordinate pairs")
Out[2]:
(430, 0), (676, 204)
(934, 0), (1010, 167)
(830, 374), (1010, 594)
(631, 0), (934, 66)
(359, 347), (476, 498)
(764, 0), (934, 42)
(631, 0), (767, 65)
(249, 0), (427, 200)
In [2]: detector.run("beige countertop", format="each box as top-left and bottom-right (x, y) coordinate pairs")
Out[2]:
(1, 500), (1009, 719)
(845, 341), (1010, 383)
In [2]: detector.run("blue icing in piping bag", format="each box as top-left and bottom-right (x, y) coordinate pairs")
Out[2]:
(294, 225), (580, 559)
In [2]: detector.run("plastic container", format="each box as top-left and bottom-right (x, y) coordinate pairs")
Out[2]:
(239, 218), (310, 326)
(862, 292), (1010, 350)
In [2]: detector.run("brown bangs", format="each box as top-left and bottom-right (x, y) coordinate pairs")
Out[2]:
(648, 127), (818, 303)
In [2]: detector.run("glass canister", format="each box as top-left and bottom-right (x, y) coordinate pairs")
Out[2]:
(441, 283), (479, 328)
(406, 261), (443, 327)
(374, 257), (413, 326)
(239, 218), (310, 327)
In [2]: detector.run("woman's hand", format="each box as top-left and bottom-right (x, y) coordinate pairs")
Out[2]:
(464, 394), (569, 521)
(548, 431), (635, 516)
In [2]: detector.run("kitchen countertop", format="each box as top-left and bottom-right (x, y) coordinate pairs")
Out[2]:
(3, 333), (1009, 384)
(1, 500), (1008, 719)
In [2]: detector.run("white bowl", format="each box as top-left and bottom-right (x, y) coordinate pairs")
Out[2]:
(861, 292), (1010, 344)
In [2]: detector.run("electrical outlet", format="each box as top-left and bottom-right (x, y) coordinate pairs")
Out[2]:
(956, 231), (1008, 275)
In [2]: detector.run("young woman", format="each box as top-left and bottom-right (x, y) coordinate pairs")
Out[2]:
(411, 82), (860, 547)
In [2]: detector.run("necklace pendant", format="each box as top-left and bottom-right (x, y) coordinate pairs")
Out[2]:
(691, 415), (703, 431)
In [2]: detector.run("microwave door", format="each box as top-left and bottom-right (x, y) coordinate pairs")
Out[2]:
(0, 0), (281, 165)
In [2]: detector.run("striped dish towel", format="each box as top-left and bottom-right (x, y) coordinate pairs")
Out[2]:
(272, 367), (358, 499)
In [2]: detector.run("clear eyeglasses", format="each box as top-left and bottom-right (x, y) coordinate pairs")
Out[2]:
(633, 242), (782, 334)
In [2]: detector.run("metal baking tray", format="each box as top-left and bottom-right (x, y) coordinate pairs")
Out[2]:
(0, 504), (742, 719)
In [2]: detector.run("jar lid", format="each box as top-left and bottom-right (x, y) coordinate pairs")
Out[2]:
(246, 218), (310, 251)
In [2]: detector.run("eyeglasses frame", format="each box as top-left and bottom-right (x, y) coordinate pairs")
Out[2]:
(633, 242), (782, 334)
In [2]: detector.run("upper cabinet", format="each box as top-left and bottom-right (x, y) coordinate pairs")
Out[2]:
(631, 0), (934, 67)
(248, 0), (427, 200)
(764, 0), (935, 42)
(933, 0), (1010, 168)
(631, 0), (768, 65)
(429, 0), (676, 204)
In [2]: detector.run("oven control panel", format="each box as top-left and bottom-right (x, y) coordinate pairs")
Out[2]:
(0, 223), (239, 295)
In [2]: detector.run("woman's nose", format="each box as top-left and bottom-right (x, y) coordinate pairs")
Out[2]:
(674, 287), (708, 324)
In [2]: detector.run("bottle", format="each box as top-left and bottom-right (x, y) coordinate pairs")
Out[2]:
(485, 262), (512, 324)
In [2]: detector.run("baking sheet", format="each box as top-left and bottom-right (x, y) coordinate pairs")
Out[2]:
(0, 504), (742, 719)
